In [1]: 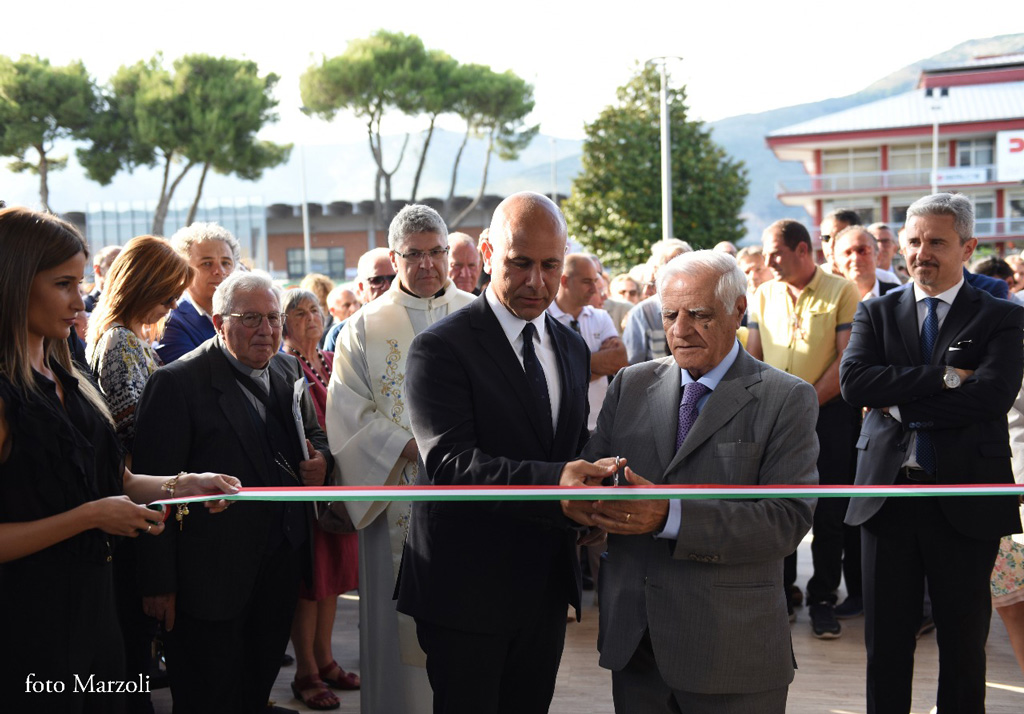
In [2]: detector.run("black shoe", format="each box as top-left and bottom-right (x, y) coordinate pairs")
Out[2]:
(834, 596), (864, 619)
(809, 603), (842, 639)
(281, 653), (295, 667)
(789, 584), (804, 609)
(916, 614), (936, 639)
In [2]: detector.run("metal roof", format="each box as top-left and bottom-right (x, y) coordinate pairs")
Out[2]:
(769, 81), (1024, 138)
(926, 53), (1024, 73)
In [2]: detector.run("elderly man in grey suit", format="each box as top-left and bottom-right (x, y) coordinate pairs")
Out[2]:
(571, 250), (818, 713)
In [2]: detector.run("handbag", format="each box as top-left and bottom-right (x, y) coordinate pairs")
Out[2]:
(315, 500), (356, 534)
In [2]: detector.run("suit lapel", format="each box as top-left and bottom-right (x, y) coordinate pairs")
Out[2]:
(933, 283), (979, 364)
(646, 359), (682, 478)
(895, 287), (921, 364)
(209, 344), (274, 485)
(665, 350), (760, 474)
(547, 314), (574, 452)
(470, 297), (553, 449)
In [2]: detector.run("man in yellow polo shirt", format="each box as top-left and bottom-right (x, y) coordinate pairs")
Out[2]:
(748, 219), (861, 640)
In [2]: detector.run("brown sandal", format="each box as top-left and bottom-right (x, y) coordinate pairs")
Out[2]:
(291, 675), (340, 710)
(319, 660), (361, 690)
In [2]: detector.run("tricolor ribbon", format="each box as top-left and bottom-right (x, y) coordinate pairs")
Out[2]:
(153, 483), (1024, 507)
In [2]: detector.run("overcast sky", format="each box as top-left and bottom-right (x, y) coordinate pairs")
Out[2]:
(6, 0), (1019, 147)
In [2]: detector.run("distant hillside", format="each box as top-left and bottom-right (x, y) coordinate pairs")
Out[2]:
(707, 32), (1024, 242)
(0, 127), (581, 216)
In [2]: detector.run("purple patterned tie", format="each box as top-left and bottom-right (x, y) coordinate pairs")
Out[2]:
(676, 382), (711, 450)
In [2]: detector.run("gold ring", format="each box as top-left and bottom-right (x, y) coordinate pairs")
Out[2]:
(625, 513), (632, 523)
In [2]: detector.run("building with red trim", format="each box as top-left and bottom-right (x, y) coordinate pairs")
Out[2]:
(766, 53), (1024, 252)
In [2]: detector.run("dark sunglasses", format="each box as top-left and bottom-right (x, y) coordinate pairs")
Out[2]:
(367, 274), (396, 287)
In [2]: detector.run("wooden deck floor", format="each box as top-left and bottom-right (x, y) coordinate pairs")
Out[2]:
(154, 536), (1024, 713)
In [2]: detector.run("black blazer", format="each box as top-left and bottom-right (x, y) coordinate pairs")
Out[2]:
(132, 338), (332, 620)
(396, 295), (591, 634)
(840, 281), (1024, 540)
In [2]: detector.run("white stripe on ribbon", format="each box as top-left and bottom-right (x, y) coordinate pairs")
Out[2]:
(153, 483), (1024, 507)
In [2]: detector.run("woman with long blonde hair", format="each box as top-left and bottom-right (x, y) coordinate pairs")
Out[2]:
(0, 207), (239, 713)
(87, 235), (193, 449)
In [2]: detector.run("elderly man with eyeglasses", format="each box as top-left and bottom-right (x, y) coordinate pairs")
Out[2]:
(325, 203), (475, 714)
(132, 270), (332, 713)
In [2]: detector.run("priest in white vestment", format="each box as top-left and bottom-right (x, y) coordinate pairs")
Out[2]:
(326, 204), (475, 714)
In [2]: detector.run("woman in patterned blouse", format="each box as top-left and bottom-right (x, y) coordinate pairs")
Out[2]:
(84, 234), (193, 712)
(86, 236), (193, 452)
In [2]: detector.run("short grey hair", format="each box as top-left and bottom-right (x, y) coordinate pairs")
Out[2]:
(171, 222), (242, 263)
(649, 238), (693, 267)
(212, 270), (281, 317)
(388, 204), (448, 250)
(281, 288), (320, 315)
(281, 288), (320, 337)
(906, 193), (974, 244)
(657, 250), (746, 313)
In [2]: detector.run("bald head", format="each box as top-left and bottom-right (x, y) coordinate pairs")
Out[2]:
(482, 192), (568, 320)
(448, 231), (482, 292)
(356, 247), (396, 303)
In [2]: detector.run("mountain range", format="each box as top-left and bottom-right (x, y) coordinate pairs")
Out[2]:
(1, 32), (1021, 242)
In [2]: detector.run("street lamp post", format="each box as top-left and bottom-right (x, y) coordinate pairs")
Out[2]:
(298, 106), (314, 276)
(926, 87), (948, 195)
(647, 56), (683, 242)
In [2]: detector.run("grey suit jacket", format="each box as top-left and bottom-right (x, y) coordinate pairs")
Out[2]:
(580, 348), (818, 694)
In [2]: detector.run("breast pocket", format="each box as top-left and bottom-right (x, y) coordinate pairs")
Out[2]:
(713, 441), (762, 483)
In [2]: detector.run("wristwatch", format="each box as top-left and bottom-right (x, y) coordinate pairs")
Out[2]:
(943, 366), (961, 389)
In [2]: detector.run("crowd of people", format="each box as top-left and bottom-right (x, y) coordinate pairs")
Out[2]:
(1, 190), (1024, 714)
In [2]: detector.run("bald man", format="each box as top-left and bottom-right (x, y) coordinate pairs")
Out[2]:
(448, 231), (483, 294)
(397, 192), (613, 714)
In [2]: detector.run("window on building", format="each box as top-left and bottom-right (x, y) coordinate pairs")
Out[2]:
(287, 247), (346, 281)
(1008, 194), (1024, 234)
(958, 139), (994, 167)
(889, 142), (948, 187)
(823, 200), (877, 226)
(891, 205), (910, 226)
(822, 147), (881, 190)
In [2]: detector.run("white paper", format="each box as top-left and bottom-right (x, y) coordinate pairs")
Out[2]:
(293, 378), (310, 460)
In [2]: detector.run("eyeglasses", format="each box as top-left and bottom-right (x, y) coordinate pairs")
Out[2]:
(820, 235), (832, 243)
(366, 274), (396, 287)
(226, 312), (286, 328)
(393, 246), (449, 262)
(161, 296), (179, 309)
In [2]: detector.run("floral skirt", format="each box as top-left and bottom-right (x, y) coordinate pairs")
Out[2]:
(991, 532), (1024, 608)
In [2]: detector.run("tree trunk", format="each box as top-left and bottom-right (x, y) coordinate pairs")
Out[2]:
(445, 126), (472, 222)
(409, 116), (437, 202)
(186, 162), (211, 226)
(450, 129), (494, 229)
(151, 151), (196, 236)
(36, 145), (50, 213)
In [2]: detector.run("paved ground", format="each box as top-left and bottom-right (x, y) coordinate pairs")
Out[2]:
(152, 535), (1024, 713)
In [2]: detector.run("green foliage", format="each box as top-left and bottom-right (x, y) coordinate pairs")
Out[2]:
(445, 65), (537, 226)
(80, 54), (289, 235)
(0, 55), (98, 210)
(301, 30), (538, 227)
(301, 30), (435, 226)
(564, 64), (748, 271)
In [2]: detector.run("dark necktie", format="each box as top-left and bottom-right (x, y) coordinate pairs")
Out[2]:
(569, 319), (581, 334)
(521, 322), (553, 437)
(916, 297), (940, 474)
(676, 382), (711, 451)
